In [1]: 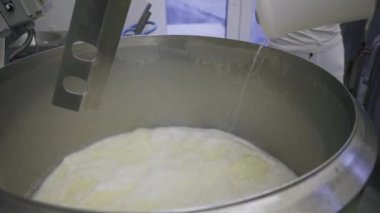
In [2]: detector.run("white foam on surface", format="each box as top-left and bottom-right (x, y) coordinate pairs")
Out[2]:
(34, 127), (296, 212)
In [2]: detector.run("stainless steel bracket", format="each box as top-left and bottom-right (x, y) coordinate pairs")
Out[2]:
(52, 0), (131, 111)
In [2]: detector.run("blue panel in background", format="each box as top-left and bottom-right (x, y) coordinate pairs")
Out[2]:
(166, 0), (267, 44)
(166, 0), (226, 25)
(165, 0), (227, 37)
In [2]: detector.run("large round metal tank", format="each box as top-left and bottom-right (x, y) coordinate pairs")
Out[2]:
(0, 36), (377, 212)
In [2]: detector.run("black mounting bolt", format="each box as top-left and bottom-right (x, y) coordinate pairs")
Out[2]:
(4, 2), (14, 11)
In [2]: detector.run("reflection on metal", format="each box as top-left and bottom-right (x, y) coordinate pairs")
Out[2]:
(52, 0), (131, 111)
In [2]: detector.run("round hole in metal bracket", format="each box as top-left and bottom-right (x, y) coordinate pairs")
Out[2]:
(72, 41), (98, 62)
(63, 76), (89, 95)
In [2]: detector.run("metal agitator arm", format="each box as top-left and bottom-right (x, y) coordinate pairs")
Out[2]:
(52, 0), (131, 111)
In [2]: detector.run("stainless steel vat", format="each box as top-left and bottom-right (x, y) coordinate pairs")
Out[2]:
(0, 36), (377, 212)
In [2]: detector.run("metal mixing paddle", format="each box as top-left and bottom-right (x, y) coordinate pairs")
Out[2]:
(52, 0), (131, 111)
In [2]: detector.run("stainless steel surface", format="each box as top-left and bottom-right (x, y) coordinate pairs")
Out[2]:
(0, 37), (4, 67)
(11, 31), (66, 47)
(0, 36), (378, 212)
(35, 31), (64, 45)
(52, 0), (131, 111)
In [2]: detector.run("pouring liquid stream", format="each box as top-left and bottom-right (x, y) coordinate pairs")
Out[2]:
(227, 40), (269, 132)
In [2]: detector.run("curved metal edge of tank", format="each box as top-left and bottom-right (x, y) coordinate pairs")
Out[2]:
(0, 35), (377, 213)
(156, 98), (378, 212)
(193, 102), (378, 213)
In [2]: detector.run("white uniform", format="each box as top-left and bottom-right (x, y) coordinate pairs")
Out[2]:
(269, 24), (344, 83)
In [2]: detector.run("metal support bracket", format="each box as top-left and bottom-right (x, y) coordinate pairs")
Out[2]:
(52, 0), (131, 111)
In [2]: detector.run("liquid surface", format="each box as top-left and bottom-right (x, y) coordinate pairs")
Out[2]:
(34, 127), (296, 212)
